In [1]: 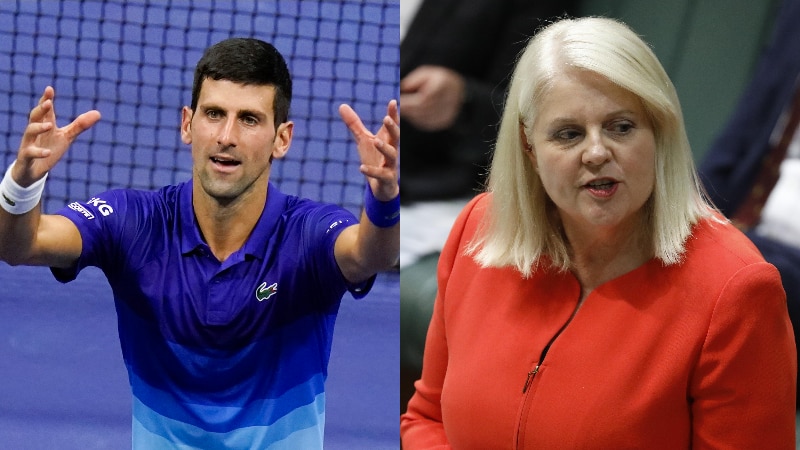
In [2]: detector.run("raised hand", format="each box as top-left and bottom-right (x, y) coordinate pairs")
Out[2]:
(338, 100), (399, 201)
(12, 86), (101, 187)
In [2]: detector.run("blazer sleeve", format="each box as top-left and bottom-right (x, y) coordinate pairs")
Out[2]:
(400, 195), (484, 448)
(690, 262), (796, 448)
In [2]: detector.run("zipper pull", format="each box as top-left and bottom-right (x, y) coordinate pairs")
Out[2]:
(522, 365), (540, 393)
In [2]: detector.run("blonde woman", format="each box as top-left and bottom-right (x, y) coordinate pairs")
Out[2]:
(401, 17), (796, 449)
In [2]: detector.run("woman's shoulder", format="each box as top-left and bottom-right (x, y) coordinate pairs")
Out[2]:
(460, 192), (491, 222)
(691, 216), (765, 261)
(446, 193), (491, 244)
(680, 215), (775, 280)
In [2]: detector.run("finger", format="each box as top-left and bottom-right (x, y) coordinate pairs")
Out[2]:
(19, 121), (54, 149)
(360, 164), (394, 180)
(372, 138), (398, 166)
(38, 86), (55, 106)
(28, 98), (53, 124)
(16, 142), (54, 165)
(399, 79), (415, 94)
(63, 110), (101, 141)
(359, 163), (398, 188)
(399, 91), (421, 111)
(38, 87), (57, 123)
(376, 113), (400, 151)
(12, 141), (55, 187)
(385, 100), (400, 142)
(387, 99), (399, 124)
(383, 115), (400, 140)
(24, 121), (55, 138)
(399, 69), (426, 93)
(338, 104), (369, 139)
(19, 145), (54, 160)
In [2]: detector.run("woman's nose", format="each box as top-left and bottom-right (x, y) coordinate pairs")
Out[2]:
(582, 132), (611, 166)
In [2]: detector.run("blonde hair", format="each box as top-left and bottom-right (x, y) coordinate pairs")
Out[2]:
(467, 16), (719, 277)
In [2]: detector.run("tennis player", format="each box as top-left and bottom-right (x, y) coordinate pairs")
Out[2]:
(0, 38), (399, 448)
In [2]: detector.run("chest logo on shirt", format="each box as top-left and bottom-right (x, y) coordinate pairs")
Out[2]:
(256, 282), (278, 302)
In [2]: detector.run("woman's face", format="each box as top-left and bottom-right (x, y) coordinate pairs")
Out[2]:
(525, 70), (656, 236)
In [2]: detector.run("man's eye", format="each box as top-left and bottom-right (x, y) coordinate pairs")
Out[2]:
(207, 110), (221, 119)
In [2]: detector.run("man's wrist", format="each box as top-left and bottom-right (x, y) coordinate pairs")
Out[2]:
(364, 184), (399, 228)
(0, 161), (47, 215)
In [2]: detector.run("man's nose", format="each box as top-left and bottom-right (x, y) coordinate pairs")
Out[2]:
(218, 117), (238, 147)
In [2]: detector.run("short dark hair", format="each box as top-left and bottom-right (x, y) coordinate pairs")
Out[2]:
(191, 38), (292, 126)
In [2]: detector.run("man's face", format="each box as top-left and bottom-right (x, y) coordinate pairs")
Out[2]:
(181, 78), (292, 204)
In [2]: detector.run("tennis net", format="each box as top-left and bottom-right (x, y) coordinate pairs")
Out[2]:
(0, 0), (399, 214)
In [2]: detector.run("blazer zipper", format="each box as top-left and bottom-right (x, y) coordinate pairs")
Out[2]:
(516, 297), (584, 448)
(522, 320), (569, 393)
(521, 338), (555, 393)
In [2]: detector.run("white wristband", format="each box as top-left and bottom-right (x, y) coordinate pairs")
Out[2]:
(0, 161), (48, 215)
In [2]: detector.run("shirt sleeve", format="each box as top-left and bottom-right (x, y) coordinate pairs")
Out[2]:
(303, 202), (375, 299)
(49, 190), (133, 283)
(690, 261), (797, 448)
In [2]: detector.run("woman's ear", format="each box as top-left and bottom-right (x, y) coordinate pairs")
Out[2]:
(518, 121), (533, 152)
(519, 121), (537, 169)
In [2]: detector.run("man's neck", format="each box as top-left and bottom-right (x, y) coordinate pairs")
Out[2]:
(192, 186), (266, 262)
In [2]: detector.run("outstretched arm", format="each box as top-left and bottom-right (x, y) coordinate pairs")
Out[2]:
(0, 86), (100, 267)
(334, 100), (400, 283)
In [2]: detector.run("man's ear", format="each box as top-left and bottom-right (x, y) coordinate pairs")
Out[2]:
(180, 106), (193, 145)
(270, 121), (294, 160)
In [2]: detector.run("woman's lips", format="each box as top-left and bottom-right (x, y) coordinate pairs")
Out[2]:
(584, 179), (619, 198)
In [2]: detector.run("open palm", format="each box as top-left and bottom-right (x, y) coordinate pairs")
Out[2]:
(14, 86), (100, 186)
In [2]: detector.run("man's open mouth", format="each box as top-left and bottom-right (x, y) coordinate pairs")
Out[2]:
(210, 156), (240, 166)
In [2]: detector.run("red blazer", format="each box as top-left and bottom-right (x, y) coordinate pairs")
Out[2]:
(401, 193), (796, 449)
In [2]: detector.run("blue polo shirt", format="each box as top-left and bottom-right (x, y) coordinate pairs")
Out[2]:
(52, 180), (372, 449)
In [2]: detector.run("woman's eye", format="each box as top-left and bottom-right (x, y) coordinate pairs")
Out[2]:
(610, 121), (634, 134)
(555, 129), (581, 141)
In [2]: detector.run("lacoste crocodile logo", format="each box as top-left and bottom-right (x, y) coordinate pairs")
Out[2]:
(255, 282), (278, 302)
